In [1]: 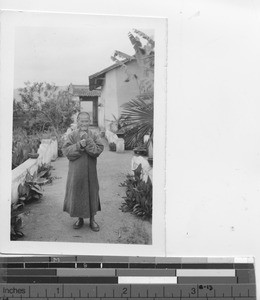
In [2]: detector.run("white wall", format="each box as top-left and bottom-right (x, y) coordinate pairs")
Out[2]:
(100, 68), (118, 129)
(116, 60), (143, 114)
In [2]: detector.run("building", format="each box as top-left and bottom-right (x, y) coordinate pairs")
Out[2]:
(89, 59), (143, 130)
(68, 84), (101, 127)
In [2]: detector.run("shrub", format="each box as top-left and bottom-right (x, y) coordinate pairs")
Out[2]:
(37, 163), (56, 184)
(120, 164), (152, 220)
(12, 128), (41, 169)
(57, 134), (66, 157)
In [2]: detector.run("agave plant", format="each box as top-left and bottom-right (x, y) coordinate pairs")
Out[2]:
(120, 164), (152, 220)
(18, 170), (48, 203)
(11, 202), (25, 240)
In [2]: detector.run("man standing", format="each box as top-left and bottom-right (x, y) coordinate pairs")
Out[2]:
(63, 112), (104, 231)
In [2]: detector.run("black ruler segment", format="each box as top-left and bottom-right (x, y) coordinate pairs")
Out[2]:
(156, 263), (181, 269)
(129, 263), (156, 269)
(49, 263), (76, 268)
(0, 263), (24, 268)
(24, 263), (49, 268)
(0, 256), (256, 299)
(77, 263), (101, 268)
(181, 263), (235, 269)
(6, 269), (56, 276)
(102, 263), (129, 268)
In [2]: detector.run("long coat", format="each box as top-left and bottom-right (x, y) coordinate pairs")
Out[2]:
(63, 129), (104, 218)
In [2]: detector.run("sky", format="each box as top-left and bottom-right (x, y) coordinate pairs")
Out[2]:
(14, 26), (153, 89)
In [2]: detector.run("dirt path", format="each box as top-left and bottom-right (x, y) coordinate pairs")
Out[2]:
(21, 140), (152, 245)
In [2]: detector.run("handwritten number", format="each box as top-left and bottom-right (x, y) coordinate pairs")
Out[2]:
(191, 288), (196, 295)
(123, 288), (127, 295)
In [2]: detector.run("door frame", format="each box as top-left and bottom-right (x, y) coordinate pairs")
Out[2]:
(80, 96), (98, 126)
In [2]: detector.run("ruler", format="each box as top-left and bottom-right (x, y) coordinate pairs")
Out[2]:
(0, 256), (256, 299)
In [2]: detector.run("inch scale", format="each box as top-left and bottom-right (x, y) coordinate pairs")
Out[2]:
(0, 256), (256, 300)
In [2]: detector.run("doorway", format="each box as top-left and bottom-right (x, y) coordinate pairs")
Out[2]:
(80, 96), (98, 126)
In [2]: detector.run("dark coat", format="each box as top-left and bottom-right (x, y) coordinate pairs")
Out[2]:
(63, 129), (104, 218)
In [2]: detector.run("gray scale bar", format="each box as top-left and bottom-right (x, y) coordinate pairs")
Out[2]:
(129, 257), (156, 263)
(23, 256), (49, 262)
(50, 256), (77, 262)
(0, 256), (49, 262)
(76, 256), (103, 262)
(155, 257), (182, 263)
(117, 268), (176, 276)
(178, 276), (237, 284)
(102, 256), (129, 263)
(57, 268), (115, 276)
(236, 270), (256, 283)
(0, 269), (7, 276)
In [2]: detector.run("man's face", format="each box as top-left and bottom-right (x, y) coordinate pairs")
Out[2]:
(78, 114), (90, 131)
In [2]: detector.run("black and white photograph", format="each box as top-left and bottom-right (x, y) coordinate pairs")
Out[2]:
(0, 11), (167, 255)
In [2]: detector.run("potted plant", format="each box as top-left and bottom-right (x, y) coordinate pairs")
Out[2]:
(28, 148), (39, 159)
(109, 142), (116, 151)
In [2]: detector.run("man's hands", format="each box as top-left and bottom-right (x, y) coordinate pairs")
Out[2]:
(80, 139), (87, 148)
(80, 137), (94, 149)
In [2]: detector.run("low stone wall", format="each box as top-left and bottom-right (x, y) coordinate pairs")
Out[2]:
(105, 129), (119, 144)
(105, 129), (125, 152)
(11, 138), (58, 203)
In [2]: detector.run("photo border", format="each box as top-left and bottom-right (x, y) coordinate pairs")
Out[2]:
(0, 10), (167, 256)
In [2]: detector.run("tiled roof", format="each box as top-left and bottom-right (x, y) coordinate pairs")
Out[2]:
(69, 84), (101, 97)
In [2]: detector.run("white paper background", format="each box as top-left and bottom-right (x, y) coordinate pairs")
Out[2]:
(0, 0), (260, 296)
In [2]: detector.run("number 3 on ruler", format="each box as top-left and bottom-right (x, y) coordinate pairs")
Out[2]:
(191, 288), (196, 295)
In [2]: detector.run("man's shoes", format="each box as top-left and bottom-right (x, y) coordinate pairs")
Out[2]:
(90, 220), (100, 232)
(73, 218), (84, 229)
